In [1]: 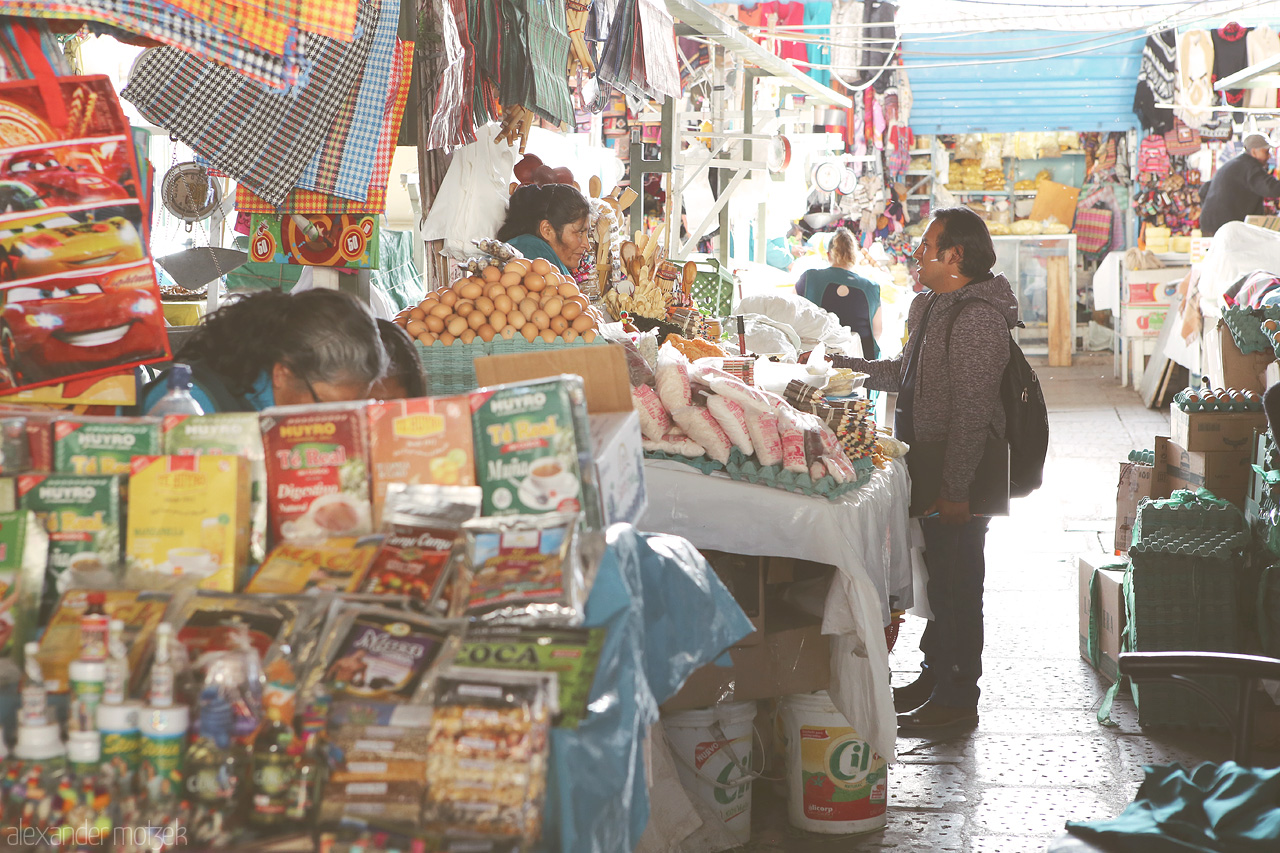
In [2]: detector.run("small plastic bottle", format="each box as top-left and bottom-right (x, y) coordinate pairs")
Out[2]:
(146, 364), (205, 417)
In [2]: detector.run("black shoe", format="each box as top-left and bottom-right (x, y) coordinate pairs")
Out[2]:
(896, 700), (979, 735)
(892, 674), (936, 713)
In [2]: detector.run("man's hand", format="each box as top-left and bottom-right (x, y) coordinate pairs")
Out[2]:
(925, 498), (971, 525)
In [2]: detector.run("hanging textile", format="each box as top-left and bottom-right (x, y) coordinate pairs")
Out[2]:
(637, 0), (680, 100)
(1138, 135), (1171, 176)
(231, 0), (361, 41)
(829, 0), (861, 87)
(861, 0), (897, 93)
(804, 1), (832, 88)
(1212, 22), (1250, 108)
(1133, 29), (1176, 133)
(762, 2), (806, 66)
(122, 0), (378, 206)
(525, 0), (574, 125)
(420, 0), (473, 150)
(1245, 25), (1280, 109)
(1176, 29), (1215, 129)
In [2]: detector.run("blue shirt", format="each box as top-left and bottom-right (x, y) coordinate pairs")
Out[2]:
(796, 267), (881, 357)
(505, 234), (572, 274)
(142, 368), (274, 414)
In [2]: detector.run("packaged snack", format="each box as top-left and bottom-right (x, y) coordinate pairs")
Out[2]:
(326, 723), (432, 764)
(0, 510), (48, 658)
(367, 396), (475, 528)
(0, 416), (30, 473)
(470, 376), (600, 527)
(53, 416), (162, 476)
(126, 455), (251, 592)
(163, 413), (269, 566)
(260, 402), (372, 544)
(18, 474), (122, 606)
(746, 409), (784, 467)
(458, 626), (604, 728)
(176, 593), (303, 666)
(775, 410), (808, 474)
(318, 780), (424, 825)
(246, 537), (378, 594)
(706, 395), (754, 456)
(36, 589), (168, 693)
(362, 485), (480, 611)
(318, 607), (460, 704)
(23, 412), (55, 472)
(670, 405), (732, 464)
(655, 345), (694, 411)
(421, 668), (555, 844)
(623, 338), (656, 387)
(461, 512), (587, 625)
(631, 384), (671, 441)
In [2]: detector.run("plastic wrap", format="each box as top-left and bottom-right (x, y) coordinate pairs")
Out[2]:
(631, 384), (672, 441)
(746, 410), (784, 467)
(775, 409), (808, 474)
(705, 396), (754, 456)
(669, 406), (732, 465)
(655, 344), (694, 411)
(461, 512), (591, 626)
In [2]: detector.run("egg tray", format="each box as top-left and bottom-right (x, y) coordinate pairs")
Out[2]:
(1221, 304), (1280, 355)
(642, 448), (874, 500)
(416, 337), (606, 395)
(1132, 496), (1246, 549)
(1171, 387), (1262, 413)
(1128, 449), (1155, 465)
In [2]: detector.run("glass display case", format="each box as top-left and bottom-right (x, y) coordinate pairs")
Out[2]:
(991, 235), (1076, 353)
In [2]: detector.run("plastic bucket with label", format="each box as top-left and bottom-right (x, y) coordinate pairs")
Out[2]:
(662, 700), (758, 844)
(777, 691), (887, 834)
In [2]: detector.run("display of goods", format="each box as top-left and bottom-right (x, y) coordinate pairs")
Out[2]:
(246, 538), (379, 594)
(469, 375), (600, 526)
(320, 608), (459, 706)
(52, 416), (162, 476)
(457, 626), (604, 728)
(603, 223), (686, 320)
(176, 593), (301, 667)
(260, 402), (372, 544)
(362, 484), (480, 611)
(125, 455), (251, 592)
(667, 334), (725, 361)
(162, 413), (269, 566)
(367, 395), (475, 527)
(36, 589), (167, 693)
(0, 510), (47, 656)
(0, 416), (30, 474)
(461, 511), (587, 625)
(393, 256), (598, 347)
(17, 473), (122, 601)
(1173, 384), (1263, 413)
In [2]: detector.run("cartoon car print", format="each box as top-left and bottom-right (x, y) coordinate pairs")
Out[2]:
(2, 150), (133, 208)
(0, 213), (144, 282)
(0, 180), (46, 214)
(0, 270), (167, 387)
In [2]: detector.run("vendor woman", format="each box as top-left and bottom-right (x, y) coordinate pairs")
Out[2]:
(497, 183), (592, 274)
(141, 289), (388, 413)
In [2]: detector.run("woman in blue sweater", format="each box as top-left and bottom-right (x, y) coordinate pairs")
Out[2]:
(497, 183), (592, 275)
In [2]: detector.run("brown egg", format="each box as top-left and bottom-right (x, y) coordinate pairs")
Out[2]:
(459, 282), (483, 300)
(539, 328), (558, 343)
(507, 310), (526, 329)
(581, 329), (597, 343)
(494, 294), (514, 313)
(507, 284), (527, 303)
(521, 324), (538, 342)
(562, 328), (579, 343)
(542, 296), (564, 317)
(417, 332), (437, 345)
(505, 258), (531, 275)
(532, 309), (551, 330)
(558, 281), (580, 299)
(460, 329), (477, 344)
(485, 284), (506, 301)
(440, 290), (458, 307)
(561, 300), (583, 321)
(500, 271), (523, 288)
(406, 319), (427, 337)
(500, 325), (517, 340)
(571, 313), (594, 333)
(477, 324), (496, 342)
(524, 273), (547, 293)
(531, 257), (553, 275)
(419, 296), (438, 311)
(409, 307), (426, 321)
(439, 331), (456, 346)
(568, 294), (590, 311)
(549, 316), (570, 335)
(429, 303), (452, 319)
(467, 311), (487, 331)
(489, 310), (508, 331)
(475, 296), (495, 315)
(425, 315), (445, 334)
(446, 316), (468, 336)
(481, 265), (502, 283)
(518, 298), (539, 318)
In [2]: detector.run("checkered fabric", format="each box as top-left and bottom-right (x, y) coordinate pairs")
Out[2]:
(122, 0), (376, 206)
(294, 0), (396, 201)
(230, 0), (360, 41)
(6, 0), (308, 88)
(524, 0), (573, 125)
(235, 40), (412, 214)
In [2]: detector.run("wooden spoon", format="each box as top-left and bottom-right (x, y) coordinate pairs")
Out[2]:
(589, 175), (602, 198)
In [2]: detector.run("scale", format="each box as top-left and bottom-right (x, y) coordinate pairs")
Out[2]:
(155, 161), (246, 296)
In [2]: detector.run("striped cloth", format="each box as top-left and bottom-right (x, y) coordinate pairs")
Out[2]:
(524, 0), (573, 125)
(294, 0), (397, 201)
(123, 0), (376, 206)
(235, 40), (412, 214)
(234, 0), (360, 41)
(6, 0), (308, 89)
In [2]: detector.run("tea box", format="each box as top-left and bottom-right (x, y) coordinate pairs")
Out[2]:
(0, 510), (47, 659)
(17, 474), (122, 607)
(53, 416), (161, 476)
(126, 455), (251, 592)
(260, 402), (372, 544)
(367, 396), (474, 527)
(163, 413), (268, 565)
(36, 589), (168, 693)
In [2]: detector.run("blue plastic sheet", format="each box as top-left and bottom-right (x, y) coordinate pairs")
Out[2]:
(541, 524), (754, 853)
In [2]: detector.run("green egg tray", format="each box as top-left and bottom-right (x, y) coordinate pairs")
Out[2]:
(643, 448), (875, 499)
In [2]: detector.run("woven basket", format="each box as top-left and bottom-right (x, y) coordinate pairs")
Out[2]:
(416, 337), (606, 395)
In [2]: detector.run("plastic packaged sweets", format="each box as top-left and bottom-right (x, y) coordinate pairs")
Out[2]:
(37, 589), (168, 693)
(246, 536), (379, 594)
(362, 484), (481, 612)
(175, 592), (307, 670)
(260, 401), (373, 544)
(458, 626), (605, 728)
(421, 667), (556, 844)
(461, 511), (588, 625)
(367, 395), (475, 528)
(52, 415), (162, 476)
(0, 415), (31, 473)
(0, 509), (48, 658)
(17, 473), (122, 606)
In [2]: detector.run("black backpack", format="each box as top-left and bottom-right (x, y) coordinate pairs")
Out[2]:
(944, 298), (1049, 499)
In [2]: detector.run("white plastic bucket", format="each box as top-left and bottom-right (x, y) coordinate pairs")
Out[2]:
(662, 700), (758, 844)
(777, 691), (887, 834)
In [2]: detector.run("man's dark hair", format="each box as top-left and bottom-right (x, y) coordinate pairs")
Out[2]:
(931, 207), (997, 280)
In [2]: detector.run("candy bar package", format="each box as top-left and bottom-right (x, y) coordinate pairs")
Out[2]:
(17, 473), (122, 609)
(460, 511), (589, 626)
(245, 537), (379, 594)
(260, 402), (372, 544)
(174, 592), (305, 668)
(318, 779), (425, 825)
(163, 412), (269, 566)
(421, 667), (556, 845)
(457, 626), (604, 728)
(470, 376), (602, 528)
(37, 589), (168, 693)
(367, 395), (475, 528)
(0, 416), (30, 474)
(362, 484), (480, 613)
(0, 510), (47, 659)
(53, 415), (162, 476)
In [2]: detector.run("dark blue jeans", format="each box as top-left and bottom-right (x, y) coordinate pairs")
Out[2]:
(919, 515), (990, 708)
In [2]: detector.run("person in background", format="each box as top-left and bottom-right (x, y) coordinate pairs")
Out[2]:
(1199, 133), (1280, 235)
(831, 208), (1017, 733)
(374, 318), (427, 399)
(795, 227), (883, 357)
(497, 184), (592, 275)
(141, 289), (387, 413)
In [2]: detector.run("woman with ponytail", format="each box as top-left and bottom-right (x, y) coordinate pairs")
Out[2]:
(795, 227), (883, 357)
(497, 183), (592, 274)
(140, 289), (388, 413)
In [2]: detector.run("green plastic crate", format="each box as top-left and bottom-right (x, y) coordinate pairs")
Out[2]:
(685, 254), (737, 318)
(416, 337), (607, 395)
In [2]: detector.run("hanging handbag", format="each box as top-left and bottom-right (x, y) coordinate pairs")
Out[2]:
(1164, 118), (1201, 156)
(1074, 205), (1115, 255)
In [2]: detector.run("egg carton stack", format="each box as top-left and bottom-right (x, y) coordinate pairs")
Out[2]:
(1217, 305), (1280, 354)
(1172, 384), (1263, 413)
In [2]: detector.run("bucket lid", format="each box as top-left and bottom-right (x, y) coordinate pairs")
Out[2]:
(98, 700), (143, 732)
(15, 722), (65, 760)
(662, 699), (758, 728)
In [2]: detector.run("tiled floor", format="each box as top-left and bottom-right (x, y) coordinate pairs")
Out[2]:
(745, 353), (1277, 852)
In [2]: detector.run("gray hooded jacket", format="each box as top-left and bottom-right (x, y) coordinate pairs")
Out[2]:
(836, 274), (1019, 503)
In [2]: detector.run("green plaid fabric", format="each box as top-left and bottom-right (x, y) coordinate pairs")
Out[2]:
(523, 0), (573, 125)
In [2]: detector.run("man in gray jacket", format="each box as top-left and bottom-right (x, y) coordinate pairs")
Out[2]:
(834, 207), (1018, 733)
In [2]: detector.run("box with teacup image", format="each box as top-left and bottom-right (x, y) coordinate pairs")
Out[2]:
(260, 401), (372, 545)
(53, 416), (161, 476)
(125, 455), (251, 591)
(17, 473), (122, 615)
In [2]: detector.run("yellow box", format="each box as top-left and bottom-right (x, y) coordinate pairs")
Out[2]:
(126, 455), (251, 591)
(246, 537), (377, 594)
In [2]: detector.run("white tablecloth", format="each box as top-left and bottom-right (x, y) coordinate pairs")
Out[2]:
(638, 458), (913, 760)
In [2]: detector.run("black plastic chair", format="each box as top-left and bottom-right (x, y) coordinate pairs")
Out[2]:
(1046, 651), (1280, 852)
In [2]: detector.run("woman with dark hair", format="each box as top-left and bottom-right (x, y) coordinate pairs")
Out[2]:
(141, 289), (388, 413)
(795, 227), (883, 356)
(497, 184), (592, 274)
(373, 318), (427, 399)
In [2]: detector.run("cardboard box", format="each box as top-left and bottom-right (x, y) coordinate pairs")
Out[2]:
(1169, 404), (1267, 453)
(1245, 215), (1280, 231)
(1078, 555), (1127, 683)
(1203, 319), (1275, 394)
(662, 603), (829, 711)
(1156, 435), (1251, 507)
(1122, 267), (1186, 305)
(1120, 304), (1169, 338)
(474, 345), (631, 414)
(1268, 360), (1280, 389)
(1115, 461), (1155, 554)
(701, 550), (765, 646)
(588, 411), (646, 527)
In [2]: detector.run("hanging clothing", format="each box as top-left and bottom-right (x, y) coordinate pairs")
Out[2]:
(861, 0), (897, 93)
(762, 2), (807, 65)
(829, 0), (861, 87)
(1177, 29), (1216, 129)
(1212, 22), (1250, 107)
(804, 1), (832, 88)
(1133, 29), (1177, 133)
(1246, 25), (1280, 109)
